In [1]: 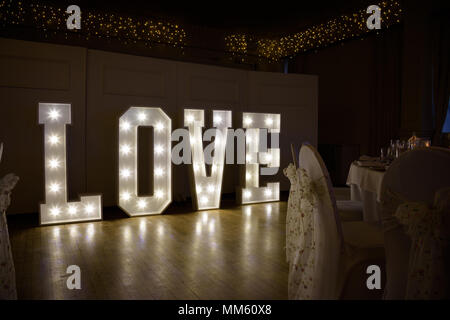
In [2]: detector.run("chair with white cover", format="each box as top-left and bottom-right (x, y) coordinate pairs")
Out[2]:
(286, 143), (384, 299)
(0, 142), (19, 300)
(380, 147), (450, 299)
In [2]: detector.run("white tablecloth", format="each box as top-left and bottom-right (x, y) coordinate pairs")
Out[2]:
(346, 162), (385, 223)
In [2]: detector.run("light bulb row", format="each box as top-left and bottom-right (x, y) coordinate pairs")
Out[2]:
(40, 103), (103, 225)
(120, 167), (165, 179)
(49, 203), (97, 216)
(243, 187), (276, 200)
(118, 108), (171, 216)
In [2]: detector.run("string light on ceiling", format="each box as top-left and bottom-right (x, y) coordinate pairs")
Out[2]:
(0, 0), (187, 48)
(225, 0), (402, 62)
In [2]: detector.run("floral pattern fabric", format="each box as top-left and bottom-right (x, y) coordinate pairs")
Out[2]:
(284, 163), (330, 300)
(0, 148), (19, 300)
(382, 186), (450, 299)
(0, 210), (16, 300)
(394, 187), (450, 299)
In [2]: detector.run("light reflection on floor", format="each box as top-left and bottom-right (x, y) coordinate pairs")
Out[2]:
(9, 201), (288, 299)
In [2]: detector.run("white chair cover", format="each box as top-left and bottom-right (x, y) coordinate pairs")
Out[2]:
(286, 144), (385, 300)
(283, 163), (301, 265)
(285, 144), (342, 299)
(380, 147), (450, 299)
(0, 143), (19, 300)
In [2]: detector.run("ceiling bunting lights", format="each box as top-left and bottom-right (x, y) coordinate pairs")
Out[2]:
(118, 107), (172, 216)
(0, 0), (187, 48)
(185, 109), (231, 210)
(239, 113), (280, 205)
(38, 103), (102, 225)
(225, 0), (402, 61)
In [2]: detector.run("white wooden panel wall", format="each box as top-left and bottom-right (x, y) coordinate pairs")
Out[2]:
(248, 72), (318, 192)
(0, 38), (87, 214)
(86, 50), (177, 207)
(0, 38), (318, 213)
(176, 62), (248, 198)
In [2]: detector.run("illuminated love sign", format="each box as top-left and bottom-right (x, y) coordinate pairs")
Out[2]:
(38, 103), (280, 225)
(239, 112), (280, 204)
(39, 103), (102, 225)
(185, 109), (231, 210)
(118, 107), (172, 216)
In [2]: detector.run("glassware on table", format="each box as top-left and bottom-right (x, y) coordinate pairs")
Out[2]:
(387, 145), (394, 161)
(380, 147), (386, 161)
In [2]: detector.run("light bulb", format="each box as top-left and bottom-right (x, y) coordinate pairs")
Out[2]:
(48, 158), (60, 169)
(84, 203), (94, 214)
(214, 116), (222, 125)
(137, 112), (147, 122)
(186, 114), (194, 123)
(48, 109), (60, 121)
(120, 168), (131, 179)
(137, 199), (147, 209)
(121, 191), (131, 202)
(244, 190), (252, 198)
(120, 121), (131, 132)
(246, 173), (251, 180)
(120, 144), (131, 155)
(155, 121), (164, 132)
(155, 167), (164, 177)
(244, 117), (253, 126)
(193, 163), (199, 172)
(265, 117), (273, 126)
(48, 134), (60, 145)
(246, 154), (253, 163)
(68, 205), (78, 215)
(155, 144), (164, 155)
(155, 189), (164, 199)
(200, 196), (208, 204)
(50, 206), (60, 216)
(265, 153), (273, 162)
(197, 185), (203, 193)
(49, 182), (61, 193)
(207, 184), (215, 193)
(246, 136), (253, 144)
(265, 189), (273, 197)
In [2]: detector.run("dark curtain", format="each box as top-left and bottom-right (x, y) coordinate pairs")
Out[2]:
(368, 26), (403, 155)
(431, 14), (450, 145)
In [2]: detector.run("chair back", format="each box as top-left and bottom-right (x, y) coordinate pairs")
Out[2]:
(299, 144), (344, 241)
(297, 143), (343, 298)
(380, 147), (450, 299)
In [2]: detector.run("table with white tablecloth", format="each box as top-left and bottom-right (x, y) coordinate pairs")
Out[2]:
(346, 162), (385, 223)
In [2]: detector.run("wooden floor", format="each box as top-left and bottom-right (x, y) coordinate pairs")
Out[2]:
(8, 201), (288, 300)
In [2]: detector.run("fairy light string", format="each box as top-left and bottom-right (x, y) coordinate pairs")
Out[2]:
(0, 0), (402, 62)
(225, 0), (402, 61)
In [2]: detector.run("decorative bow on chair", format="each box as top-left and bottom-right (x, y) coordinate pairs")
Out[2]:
(284, 163), (329, 300)
(0, 143), (19, 212)
(0, 142), (19, 300)
(388, 187), (450, 299)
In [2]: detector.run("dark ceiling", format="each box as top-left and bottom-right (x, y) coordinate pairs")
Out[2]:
(43, 0), (377, 33)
